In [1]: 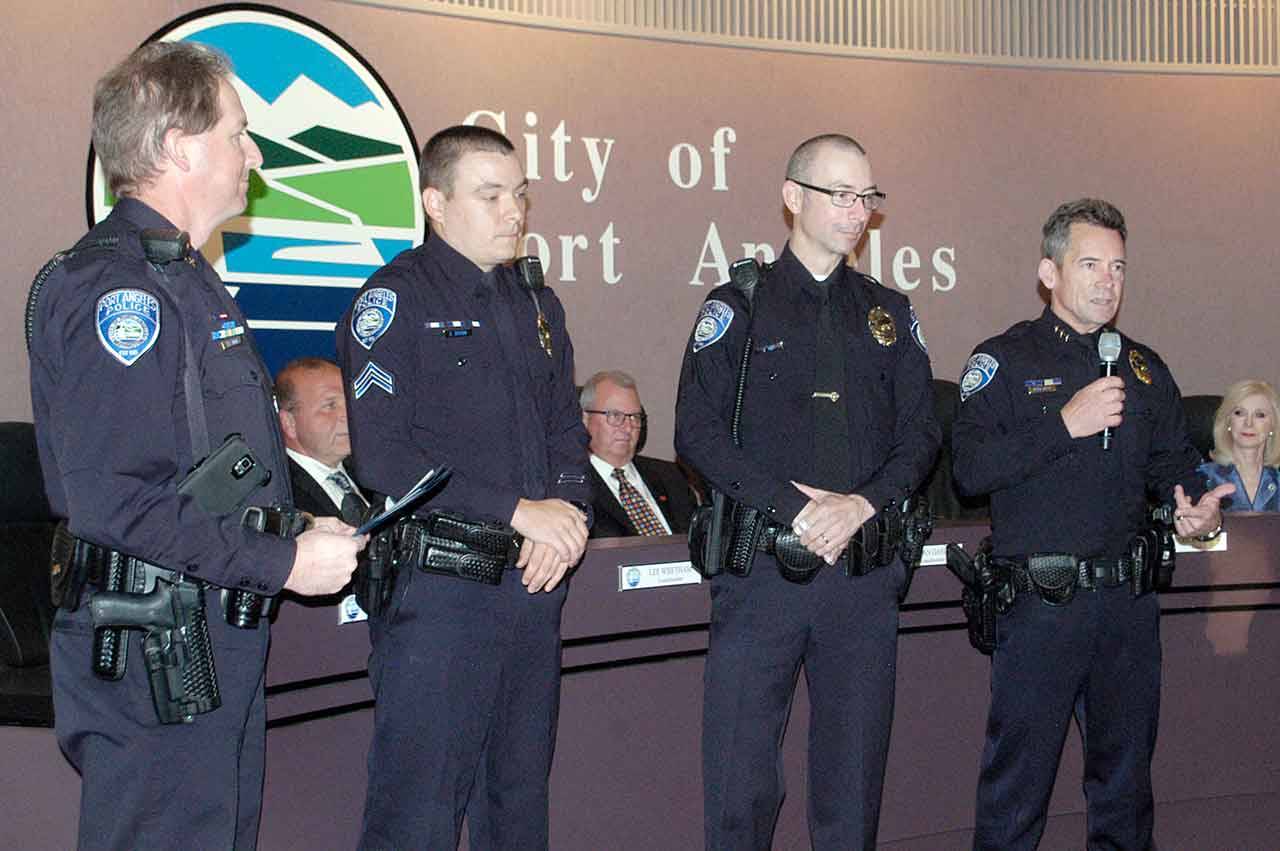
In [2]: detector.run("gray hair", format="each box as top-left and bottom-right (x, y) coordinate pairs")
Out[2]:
(93, 41), (232, 197)
(1041, 198), (1127, 265)
(579, 370), (638, 409)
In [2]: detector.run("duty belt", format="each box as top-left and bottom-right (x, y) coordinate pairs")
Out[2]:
(998, 553), (1142, 606)
(389, 512), (523, 586)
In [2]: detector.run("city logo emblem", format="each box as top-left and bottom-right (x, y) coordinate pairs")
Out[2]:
(87, 6), (421, 372)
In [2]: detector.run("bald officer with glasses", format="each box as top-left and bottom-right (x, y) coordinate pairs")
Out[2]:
(676, 133), (940, 849)
(580, 370), (698, 537)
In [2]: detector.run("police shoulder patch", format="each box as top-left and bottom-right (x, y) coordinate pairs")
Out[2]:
(692, 299), (734, 353)
(96, 288), (160, 366)
(909, 306), (927, 353)
(959, 352), (999, 402)
(351, 287), (397, 350)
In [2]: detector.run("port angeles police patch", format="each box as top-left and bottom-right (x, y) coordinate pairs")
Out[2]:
(96, 289), (159, 366)
(692, 300), (734, 353)
(351, 288), (397, 350)
(909, 306), (928, 353)
(959, 353), (999, 402)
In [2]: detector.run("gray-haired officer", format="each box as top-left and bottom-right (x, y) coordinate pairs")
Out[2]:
(952, 198), (1232, 849)
(676, 133), (940, 849)
(338, 124), (590, 849)
(28, 42), (364, 849)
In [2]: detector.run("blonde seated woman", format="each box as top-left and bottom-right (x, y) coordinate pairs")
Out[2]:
(1198, 379), (1280, 512)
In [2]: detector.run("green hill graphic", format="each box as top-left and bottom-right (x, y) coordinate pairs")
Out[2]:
(246, 172), (348, 223)
(279, 162), (417, 228)
(290, 126), (402, 161)
(251, 131), (319, 168)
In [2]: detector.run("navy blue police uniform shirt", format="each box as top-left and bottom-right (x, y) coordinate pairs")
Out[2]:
(675, 245), (940, 525)
(337, 234), (591, 524)
(952, 307), (1205, 560)
(28, 198), (296, 594)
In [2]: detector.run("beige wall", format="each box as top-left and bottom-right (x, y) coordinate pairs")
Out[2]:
(4, 1), (1278, 460)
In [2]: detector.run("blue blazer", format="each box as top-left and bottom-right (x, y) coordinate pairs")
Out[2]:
(1199, 462), (1280, 512)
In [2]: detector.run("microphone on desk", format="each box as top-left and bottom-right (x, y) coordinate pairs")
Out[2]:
(1098, 331), (1122, 451)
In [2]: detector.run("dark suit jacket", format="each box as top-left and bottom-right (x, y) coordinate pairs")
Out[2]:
(588, 455), (697, 538)
(287, 456), (342, 518)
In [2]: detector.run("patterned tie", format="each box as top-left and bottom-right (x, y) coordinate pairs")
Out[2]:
(612, 468), (666, 536)
(327, 470), (368, 526)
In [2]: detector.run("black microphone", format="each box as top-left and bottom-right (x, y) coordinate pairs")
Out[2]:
(1098, 331), (1122, 450)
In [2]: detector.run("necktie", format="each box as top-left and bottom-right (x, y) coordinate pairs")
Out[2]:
(328, 470), (368, 526)
(612, 468), (666, 536)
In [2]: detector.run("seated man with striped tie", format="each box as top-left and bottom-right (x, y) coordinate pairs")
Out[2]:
(581, 370), (698, 537)
(276, 357), (369, 526)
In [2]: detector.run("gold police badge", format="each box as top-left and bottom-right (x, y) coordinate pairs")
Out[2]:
(868, 306), (896, 346)
(1128, 349), (1152, 384)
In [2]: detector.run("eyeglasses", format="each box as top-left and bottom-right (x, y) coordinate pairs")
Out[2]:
(788, 178), (886, 212)
(585, 409), (646, 427)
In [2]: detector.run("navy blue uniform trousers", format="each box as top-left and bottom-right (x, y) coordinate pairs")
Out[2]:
(974, 588), (1160, 850)
(702, 558), (903, 851)
(52, 603), (270, 850)
(359, 566), (566, 850)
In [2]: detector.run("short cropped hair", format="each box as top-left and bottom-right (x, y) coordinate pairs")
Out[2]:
(579, 370), (639, 409)
(1211, 379), (1280, 467)
(785, 134), (867, 182)
(93, 41), (232, 197)
(275, 357), (340, 413)
(419, 125), (515, 193)
(1041, 198), (1127, 266)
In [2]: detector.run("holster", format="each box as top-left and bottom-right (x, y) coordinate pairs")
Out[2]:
(222, 506), (309, 628)
(393, 511), (522, 585)
(90, 568), (220, 724)
(688, 490), (730, 578)
(355, 519), (398, 617)
(945, 538), (1009, 655)
(897, 496), (935, 601)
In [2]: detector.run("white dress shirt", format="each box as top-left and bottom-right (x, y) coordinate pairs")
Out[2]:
(588, 453), (672, 534)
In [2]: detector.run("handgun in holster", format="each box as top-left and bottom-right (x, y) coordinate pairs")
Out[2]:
(945, 538), (1009, 655)
(1129, 503), (1177, 596)
(897, 496), (935, 601)
(689, 491), (765, 578)
(355, 517), (399, 617)
(90, 566), (220, 724)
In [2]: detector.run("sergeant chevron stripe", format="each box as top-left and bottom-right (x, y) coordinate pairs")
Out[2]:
(353, 361), (395, 399)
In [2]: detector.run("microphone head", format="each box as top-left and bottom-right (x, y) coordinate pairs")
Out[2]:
(1098, 331), (1122, 364)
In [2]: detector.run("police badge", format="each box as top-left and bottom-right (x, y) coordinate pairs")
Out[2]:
(96, 289), (160, 366)
(1129, 349), (1153, 385)
(868, 306), (897, 346)
(351, 288), (398, 350)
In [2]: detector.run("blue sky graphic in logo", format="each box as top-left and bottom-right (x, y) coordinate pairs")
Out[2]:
(89, 7), (421, 375)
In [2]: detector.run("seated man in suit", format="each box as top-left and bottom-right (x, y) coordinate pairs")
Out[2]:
(581, 370), (697, 537)
(276, 357), (369, 524)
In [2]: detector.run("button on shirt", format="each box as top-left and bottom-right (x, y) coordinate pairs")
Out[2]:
(589, 454), (672, 534)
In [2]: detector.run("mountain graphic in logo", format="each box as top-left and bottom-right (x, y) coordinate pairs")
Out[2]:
(88, 7), (421, 373)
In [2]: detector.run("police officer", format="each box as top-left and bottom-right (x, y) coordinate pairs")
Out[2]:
(951, 199), (1233, 850)
(28, 43), (364, 849)
(675, 133), (940, 850)
(338, 125), (591, 849)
